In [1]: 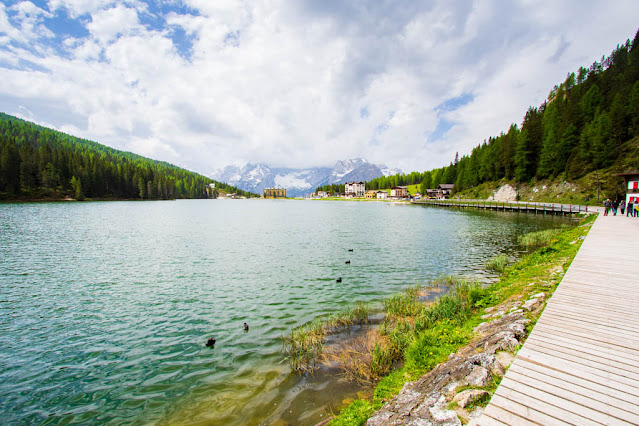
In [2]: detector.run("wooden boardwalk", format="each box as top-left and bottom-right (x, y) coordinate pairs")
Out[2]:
(413, 199), (589, 216)
(479, 213), (639, 425)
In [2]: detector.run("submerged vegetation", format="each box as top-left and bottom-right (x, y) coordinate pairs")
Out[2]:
(326, 214), (594, 425)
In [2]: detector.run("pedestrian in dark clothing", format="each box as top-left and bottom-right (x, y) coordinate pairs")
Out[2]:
(620, 200), (626, 215)
(612, 199), (619, 215)
(629, 199), (635, 217)
(604, 199), (611, 216)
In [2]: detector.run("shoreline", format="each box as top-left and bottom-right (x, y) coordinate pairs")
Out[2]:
(326, 214), (595, 425)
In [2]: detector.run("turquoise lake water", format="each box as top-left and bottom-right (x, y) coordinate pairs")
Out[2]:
(0, 200), (571, 424)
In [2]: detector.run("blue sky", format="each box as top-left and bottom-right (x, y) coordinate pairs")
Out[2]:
(0, 1), (638, 175)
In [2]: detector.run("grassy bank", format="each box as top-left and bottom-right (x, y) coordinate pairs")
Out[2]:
(327, 214), (596, 425)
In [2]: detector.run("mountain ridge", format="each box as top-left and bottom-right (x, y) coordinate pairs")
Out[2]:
(211, 159), (401, 197)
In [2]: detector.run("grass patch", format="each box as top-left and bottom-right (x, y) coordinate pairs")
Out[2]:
(328, 399), (374, 426)
(485, 254), (509, 273)
(517, 228), (562, 247)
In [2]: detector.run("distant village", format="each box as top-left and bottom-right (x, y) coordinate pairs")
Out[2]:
(263, 182), (455, 200)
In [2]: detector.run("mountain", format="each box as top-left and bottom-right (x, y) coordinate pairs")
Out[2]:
(211, 159), (401, 197)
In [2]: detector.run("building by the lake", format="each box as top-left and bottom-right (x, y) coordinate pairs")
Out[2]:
(264, 188), (286, 198)
(390, 186), (409, 199)
(618, 171), (639, 205)
(437, 183), (455, 199)
(345, 182), (365, 197)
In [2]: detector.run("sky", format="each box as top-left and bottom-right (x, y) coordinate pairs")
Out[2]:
(0, 1), (638, 176)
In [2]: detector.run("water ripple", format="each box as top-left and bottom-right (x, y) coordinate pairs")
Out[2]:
(0, 200), (571, 424)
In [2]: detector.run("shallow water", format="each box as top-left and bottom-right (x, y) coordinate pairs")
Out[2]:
(0, 200), (570, 424)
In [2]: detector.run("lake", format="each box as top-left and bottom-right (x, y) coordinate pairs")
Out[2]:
(0, 200), (571, 424)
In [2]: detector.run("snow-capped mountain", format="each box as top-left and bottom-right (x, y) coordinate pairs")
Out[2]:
(210, 159), (401, 197)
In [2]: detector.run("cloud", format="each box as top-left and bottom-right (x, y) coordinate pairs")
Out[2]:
(0, 0), (638, 176)
(86, 4), (141, 44)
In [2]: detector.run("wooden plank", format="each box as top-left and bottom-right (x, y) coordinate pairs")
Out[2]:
(526, 321), (639, 351)
(505, 369), (639, 423)
(539, 310), (639, 336)
(542, 302), (639, 321)
(518, 343), (639, 381)
(492, 382), (602, 425)
(516, 346), (639, 392)
(510, 360), (639, 408)
(529, 324), (639, 352)
(481, 396), (550, 425)
(529, 323), (639, 358)
(527, 332), (639, 364)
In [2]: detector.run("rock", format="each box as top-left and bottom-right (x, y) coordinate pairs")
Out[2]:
(495, 351), (515, 369)
(522, 298), (541, 311)
(532, 292), (546, 300)
(367, 410), (394, 425)
(490, 184), (517, 202)
(453, 390), (490, 409)
(473, 322), (488, 333)
(484, 306), (495, 313)
(443, 381), (461, 398)
(429, 395), (461, 425)
(465, 365), (490, 387)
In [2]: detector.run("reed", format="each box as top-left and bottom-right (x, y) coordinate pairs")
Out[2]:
(283, 302), (371, 372)
(485, 254), (509, 273)
(383, 285), (422, 318)
(517, 228), (562, 247)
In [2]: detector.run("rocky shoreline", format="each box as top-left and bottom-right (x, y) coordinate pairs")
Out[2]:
(367, 292), (547, 425)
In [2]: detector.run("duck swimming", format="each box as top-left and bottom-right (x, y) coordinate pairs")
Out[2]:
(243, 322), (249, 332)
(206, 338), (216, 347)
(345, 260), (351, 264)
(336, 277), (342, 283)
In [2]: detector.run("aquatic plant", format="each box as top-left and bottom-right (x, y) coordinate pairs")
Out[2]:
(383, 285), (422, 318)
(517, 228), (562, 247)
(485, 254), (509, 273)
(283, 302), (371, 372)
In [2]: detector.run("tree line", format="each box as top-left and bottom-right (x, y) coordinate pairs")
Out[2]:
(0, 113), (256, 200)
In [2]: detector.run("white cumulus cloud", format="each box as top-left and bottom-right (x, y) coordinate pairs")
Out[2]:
(0, 0), (637, 176)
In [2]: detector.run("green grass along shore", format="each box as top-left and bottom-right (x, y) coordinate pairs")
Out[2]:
(313, 214), (596, 425)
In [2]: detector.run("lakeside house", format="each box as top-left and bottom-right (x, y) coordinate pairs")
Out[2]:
(377, 191), (388, 200)
(264, 188), (286, 198)
(618, 171), (639, 205)
(365, 190), (378, 199)
(390, 186), (409, 199)
(345, 182), (365, 197)
(437, 183), (454, 199)
(425, 189), (438, 199)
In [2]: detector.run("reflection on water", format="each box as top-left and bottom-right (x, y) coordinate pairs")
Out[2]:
(0, 200), (572, 424)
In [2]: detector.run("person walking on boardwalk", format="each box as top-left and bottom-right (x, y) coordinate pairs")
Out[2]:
(620, 199), (626, 215)
(628, 199), (634, 217)
(635, 200), (639, 218)
(604, 199), (611, 216)
(612, 199), (619, 215)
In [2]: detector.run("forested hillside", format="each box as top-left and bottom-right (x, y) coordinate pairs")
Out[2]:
(352, 30), (639, 198)
(0, 113), (255, 200)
